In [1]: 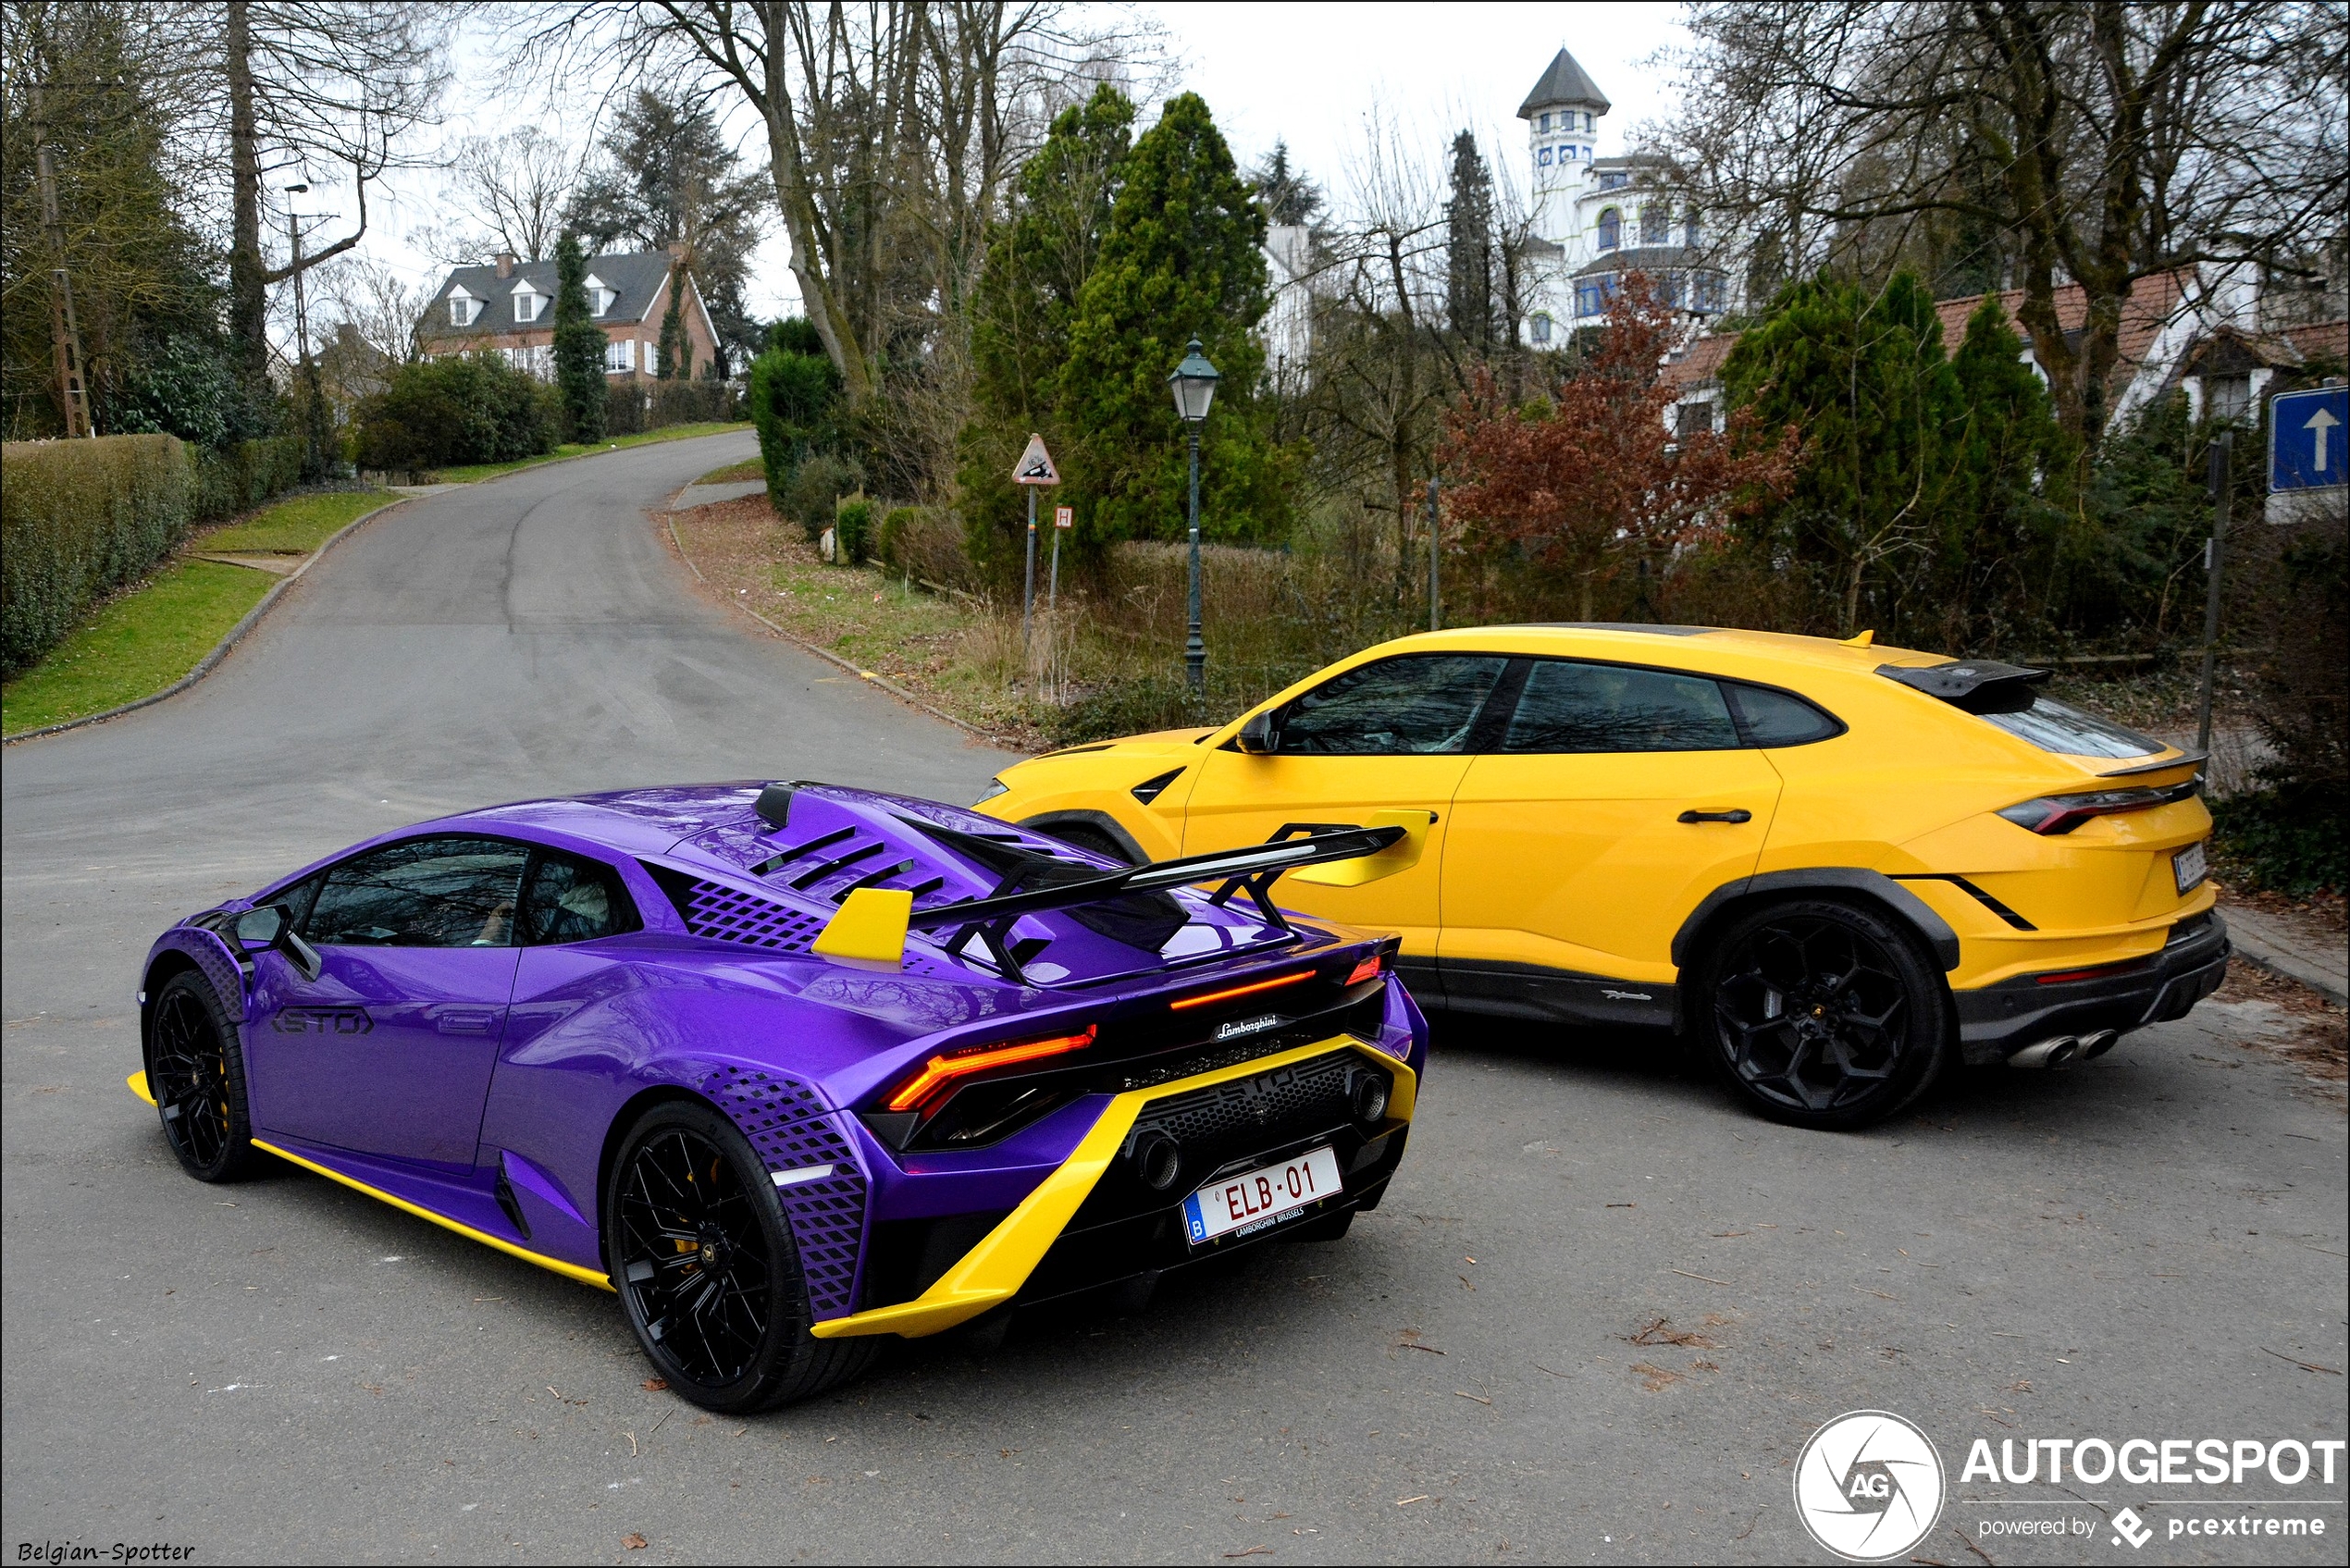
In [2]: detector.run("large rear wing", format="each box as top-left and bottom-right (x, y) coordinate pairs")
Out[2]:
(812, 812), (1431, 978)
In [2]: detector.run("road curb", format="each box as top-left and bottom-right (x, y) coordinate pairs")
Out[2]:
(3, 495), (412, 747)
(2227, 920), (2349, 1006)
(662, 504), (1022, 754)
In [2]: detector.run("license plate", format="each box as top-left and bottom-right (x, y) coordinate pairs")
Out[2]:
(2173, 840), (2208, 895)
(1181, 1145), (1342, 1245)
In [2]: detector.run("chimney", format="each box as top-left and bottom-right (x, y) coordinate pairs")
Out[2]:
(494, 253), (515, 278)
(665, 241), (686, 263)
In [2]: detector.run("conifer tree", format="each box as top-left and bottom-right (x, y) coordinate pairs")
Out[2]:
(1055, 93), (1291, 557)
(1444, 132), (1498, 356)
(551, 233), (607, 442)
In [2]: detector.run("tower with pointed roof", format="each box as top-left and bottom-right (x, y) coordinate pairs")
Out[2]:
(1513, 47), (1730, 350)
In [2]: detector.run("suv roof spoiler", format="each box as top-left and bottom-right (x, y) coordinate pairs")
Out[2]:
(1877, 659), (2049, 715)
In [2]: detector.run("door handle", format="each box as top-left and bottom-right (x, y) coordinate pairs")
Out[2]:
(1677, 809), (1753, 824)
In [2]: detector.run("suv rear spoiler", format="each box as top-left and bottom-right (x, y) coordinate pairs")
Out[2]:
(1876, 659), (2048, 715)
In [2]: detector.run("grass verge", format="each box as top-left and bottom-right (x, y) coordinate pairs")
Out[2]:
(435, 423), (751, 485)
(695, 458), (764, 485)
(203, 488), (394, 554)
(3, 560), (274, 735)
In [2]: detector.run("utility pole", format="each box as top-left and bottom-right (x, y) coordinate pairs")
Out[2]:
(1427, 476), (1441, 633)
(2195, 429), (2231, 754)
(31, 83), (93, 438)
(286, 205), (312, 364)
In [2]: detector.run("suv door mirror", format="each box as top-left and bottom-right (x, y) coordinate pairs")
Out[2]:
(1234, 710), (1277, 755)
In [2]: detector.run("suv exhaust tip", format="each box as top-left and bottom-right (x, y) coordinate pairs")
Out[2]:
(2010, 1036), (2082, 1070)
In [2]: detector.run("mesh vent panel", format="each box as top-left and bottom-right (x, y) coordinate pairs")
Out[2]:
(681, 882), (823, 951)
(702, 1066), (868, 1317)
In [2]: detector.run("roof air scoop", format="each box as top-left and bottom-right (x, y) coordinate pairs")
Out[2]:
(1877, 660), (2048, 715)
(754, 783), (798, 832)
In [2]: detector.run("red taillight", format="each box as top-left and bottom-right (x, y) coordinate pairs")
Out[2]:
(2033, 959), (2152, 985)
(884, 1025), (1096, 1112)
(1168, 970), (1313, 1012)
(1344, 953), (1383, 986)
(1997, 782), (2195, 835)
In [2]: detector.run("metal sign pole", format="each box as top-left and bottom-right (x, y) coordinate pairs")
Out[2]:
(2195, 429), (2230, 755)
(1048, 512), (1063, 615)
(1022, 487), (1037, 658)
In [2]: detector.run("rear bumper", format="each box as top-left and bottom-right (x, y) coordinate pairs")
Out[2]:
(1952, 913), (2232, 1066)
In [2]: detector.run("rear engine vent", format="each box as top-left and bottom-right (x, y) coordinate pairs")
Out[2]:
(642, 862), (823, 951)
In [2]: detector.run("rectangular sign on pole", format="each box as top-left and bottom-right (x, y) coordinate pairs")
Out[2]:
(2270, 385), (2346, 492)
(1054, 506), (1072, 529)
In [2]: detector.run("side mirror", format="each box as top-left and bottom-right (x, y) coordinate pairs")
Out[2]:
(1234, 711), (1277, 755)
(237, 903), (321, 982)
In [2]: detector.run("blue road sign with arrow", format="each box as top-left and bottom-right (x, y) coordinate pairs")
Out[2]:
(2270, 385), (2346, 492)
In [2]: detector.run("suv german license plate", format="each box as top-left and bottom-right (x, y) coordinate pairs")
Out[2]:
(2173, 841), (2208, 895)
(1182, 1146), (1342, 1245)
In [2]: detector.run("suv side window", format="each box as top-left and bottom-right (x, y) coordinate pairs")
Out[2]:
(520, 851), (642, 945)
(1501, 660), (1741, 752)
(1275, 654), (1511, 755)
(303, 837), (531, 948)
(1724, 682), (1842, 747)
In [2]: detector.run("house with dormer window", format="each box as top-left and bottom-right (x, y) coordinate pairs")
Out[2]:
(414, 246), (720, 381)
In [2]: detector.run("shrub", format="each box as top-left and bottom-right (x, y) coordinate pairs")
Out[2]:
(355, 352), (554, 473)
(833, 492), (875, 563)
(191, 435), (304, 525)
(2, 434), (192, 674)
(785, 452), (861, 543)
(2212, 784), (2344, 896)
(747, 318), (840, 513)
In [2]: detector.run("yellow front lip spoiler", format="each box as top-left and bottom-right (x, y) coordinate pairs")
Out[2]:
(810, 1033), (1416, 1340)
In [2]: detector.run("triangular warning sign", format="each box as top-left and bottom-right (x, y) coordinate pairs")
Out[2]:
(1011, 433), (1060, 486)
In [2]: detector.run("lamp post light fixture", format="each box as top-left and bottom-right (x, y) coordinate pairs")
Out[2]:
(1167, 338), (1219, 694)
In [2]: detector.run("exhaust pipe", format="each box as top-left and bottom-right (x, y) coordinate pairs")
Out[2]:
(2079, 1030), (2120, 1060)
(2009, 1036), (2081, 1070)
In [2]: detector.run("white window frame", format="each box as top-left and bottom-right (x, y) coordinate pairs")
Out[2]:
(605, 338), (636, 374)
(448, 289), (477, 327)
(512, 282), (544, 325)
(583, 274), (612, 316)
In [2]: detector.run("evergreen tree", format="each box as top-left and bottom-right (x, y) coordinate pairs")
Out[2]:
(551, 234), (607, 442)
(748, 316), (840, 514)
(957, 83), (1135, 578)
(1251, 140), (1323, 228)
(1444, 132), (1497, 356)
(1935, 295), (2066, 648)
(1719, 271), (1960, 635)
(657, 265), (691, 379)
(1055, 93), (1291, 558)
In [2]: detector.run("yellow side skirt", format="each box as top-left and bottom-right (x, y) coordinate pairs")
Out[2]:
(130, 1065), (612, 1292)
(810, 1034), (1416, 1340)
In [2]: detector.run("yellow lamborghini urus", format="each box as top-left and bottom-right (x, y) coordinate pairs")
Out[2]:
(976, 624), (2229, 1130)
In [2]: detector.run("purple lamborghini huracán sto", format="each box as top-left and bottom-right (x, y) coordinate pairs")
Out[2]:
(132, 782), (1429, 1411)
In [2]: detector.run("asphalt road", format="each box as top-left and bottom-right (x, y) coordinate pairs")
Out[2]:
(5, 432), (2344, 1565)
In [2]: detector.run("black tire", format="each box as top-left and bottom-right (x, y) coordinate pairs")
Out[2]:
(603, 1100), (877, 1414)
(145, 970), (260, 1182)
(1029, 820), (1136, 866)
(1697, 898), (1950, 1130)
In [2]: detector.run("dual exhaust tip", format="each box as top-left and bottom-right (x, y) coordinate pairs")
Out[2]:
(2010, 1030), (2121, 1071)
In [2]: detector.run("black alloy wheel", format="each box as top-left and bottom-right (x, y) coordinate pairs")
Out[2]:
(1701, 898), (1950, 1130)
(605, 1101), (875, 1414)
(147, 971), (257, 1181)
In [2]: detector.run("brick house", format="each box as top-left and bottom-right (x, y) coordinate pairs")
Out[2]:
(414, 246), (721, 380)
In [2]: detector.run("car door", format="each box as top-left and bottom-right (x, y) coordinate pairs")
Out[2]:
(1440, 659), (1785, 1018)
(248, 835), (530, 1174)
(1181, 652), (1513, 976)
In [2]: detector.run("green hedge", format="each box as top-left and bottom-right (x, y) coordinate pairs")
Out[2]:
(3, 435), (192, 674)
(192, 436), (304, 525)
(606, 378), (743, 437)
(354, 353), (555, 473)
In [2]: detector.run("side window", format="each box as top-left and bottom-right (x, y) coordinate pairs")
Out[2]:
(303, 837), (531, 948)
(1502, 660), (1741, 752)
(1275, 655), (1510, 756)
(1725, 683), (1842, 747)
(521, 851), (641, 945)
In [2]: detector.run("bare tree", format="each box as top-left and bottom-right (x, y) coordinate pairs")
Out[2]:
(413, 126), (581, 265)
(1663, 1), (2348, 446)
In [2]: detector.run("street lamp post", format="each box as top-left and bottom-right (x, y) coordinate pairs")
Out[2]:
(1167, 339), (1219, 695)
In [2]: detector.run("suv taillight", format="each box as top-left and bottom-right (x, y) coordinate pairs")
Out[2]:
(1997, 781), (2195, 835)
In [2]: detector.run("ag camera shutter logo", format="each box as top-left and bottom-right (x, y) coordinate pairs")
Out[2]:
(1794, 1410), (1947, 1561)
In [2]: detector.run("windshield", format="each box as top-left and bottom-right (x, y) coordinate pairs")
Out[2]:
(1980, 696), (2165, 759)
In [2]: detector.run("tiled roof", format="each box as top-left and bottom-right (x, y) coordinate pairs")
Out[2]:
(1663, 334), (1738, 387)
(1929, 269), (2189, 365)
(419, 249), (676, 339)
(1575, 244), (1703, 279)
(1518, 48), (1611, 117)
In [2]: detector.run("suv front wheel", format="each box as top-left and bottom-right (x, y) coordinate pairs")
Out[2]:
(1698, 898), (1950, 1130)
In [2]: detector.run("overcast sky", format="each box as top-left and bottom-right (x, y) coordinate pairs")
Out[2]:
(329, 2), (1690, 324)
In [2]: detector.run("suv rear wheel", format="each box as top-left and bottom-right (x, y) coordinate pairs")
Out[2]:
(1698, 898), (1949, 1130)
